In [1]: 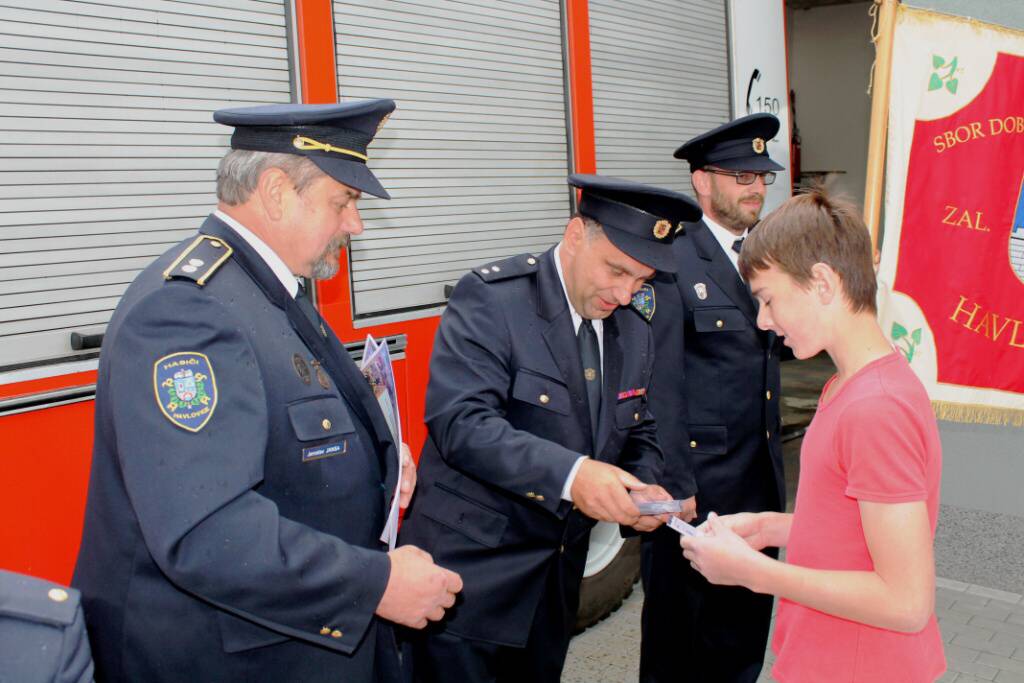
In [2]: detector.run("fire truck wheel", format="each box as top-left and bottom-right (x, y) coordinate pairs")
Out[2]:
(574, 524), (641, 632)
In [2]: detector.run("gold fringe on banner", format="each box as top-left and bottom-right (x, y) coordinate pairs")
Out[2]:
(932, 401), (1024, 428)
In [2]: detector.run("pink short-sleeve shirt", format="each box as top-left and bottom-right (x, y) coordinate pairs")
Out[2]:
(771, 353), (946, 683)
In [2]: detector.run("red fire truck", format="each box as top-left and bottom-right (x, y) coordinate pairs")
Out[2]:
(0, 0), (765, 627)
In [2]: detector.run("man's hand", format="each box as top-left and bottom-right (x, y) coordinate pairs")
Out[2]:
(629, 484), (674, 532)
(570, 460), (646, 526)
(375, 545), (463, 629)
(398, 443), (417, 509)
(678, 495), (697, 523)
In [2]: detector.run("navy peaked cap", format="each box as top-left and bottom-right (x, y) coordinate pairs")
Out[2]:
(214, 99), (396, 199)
(673, 113), (784, 173)
(569, 174), (702, 273)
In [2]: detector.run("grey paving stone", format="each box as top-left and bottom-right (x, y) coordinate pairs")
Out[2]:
(940, 577), (973, 592)
(942, 609), (979, 625)
(952, 633), (1016, 657)
(946, 643), (982, 664)
(995, 670), (1024, 683)
(979, 653), (1024, 675)
(949, 659), (999, 680)
(937, 671), (959, 683)
(969, 585), (1024, 605)
(954, 600), (1014, 621)
(973, 617), (1024, 638)
(993, 633), (1024, 653)
(940, 619), (998, 640)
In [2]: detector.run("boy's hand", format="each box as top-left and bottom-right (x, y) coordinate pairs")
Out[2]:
(681, 513), (763, 587)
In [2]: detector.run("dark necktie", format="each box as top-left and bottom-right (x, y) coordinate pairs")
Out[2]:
(578, 318), (602, 444)
(732, 237), (745, 255)
(295, 284), (326, 337)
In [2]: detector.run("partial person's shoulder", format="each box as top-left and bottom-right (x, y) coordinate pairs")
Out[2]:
(470, 253), (541, 284)
(162, 234), (234, 287)
(0, 570), (81, 628)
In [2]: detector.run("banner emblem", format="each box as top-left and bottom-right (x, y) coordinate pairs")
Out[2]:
(154, 352), (217, 432)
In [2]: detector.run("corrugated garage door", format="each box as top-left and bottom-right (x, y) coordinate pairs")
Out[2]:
(589, 0), (731, 194)
(0, 0), (293, 371)
(333, 0), (571, 319)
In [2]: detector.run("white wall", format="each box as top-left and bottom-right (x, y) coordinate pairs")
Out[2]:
(788, 2), (874, 208)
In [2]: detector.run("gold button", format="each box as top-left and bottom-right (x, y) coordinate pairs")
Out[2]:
(539, 394), (550, 404)
(766, 390), (772, 400)
(689, 440), (697, 448)
(716, 320), (724, 328)
(47, 588), (68, 603)
(320, 626), (331, 635)
(766, 430), (771, 440)
(633, 412), (640, 421)
(331, 629), (343, 639)
(536, 494), (545, 502)
(526, 492), (536, 498)
(559, 545), (565, 553)
(322, 418), (332, 430)
(527, 257), (537, 265)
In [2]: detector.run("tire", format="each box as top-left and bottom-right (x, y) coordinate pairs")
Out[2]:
(574, 522), (641, 633)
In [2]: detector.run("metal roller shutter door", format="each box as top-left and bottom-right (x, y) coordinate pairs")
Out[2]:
(589, 0), (731, 194)
(333, 0), (571, 319)
(0, 0), (293, 371)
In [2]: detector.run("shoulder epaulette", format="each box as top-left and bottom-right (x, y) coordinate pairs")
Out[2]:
(0, 569), (80, 627)
(472, 253), (540, 283)
(163, 235), (234, 287)
(630, 282), (656, 322)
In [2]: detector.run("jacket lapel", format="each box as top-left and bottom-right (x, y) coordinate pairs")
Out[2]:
(691, 221), (758, 326)
(536, 248), (594, 450)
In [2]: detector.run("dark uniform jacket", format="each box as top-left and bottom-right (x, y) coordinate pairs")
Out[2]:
(73, 215), (401, 682)
(649, 220), (786, 517)
(0, 570), (94, 683)
(399, 247), (663, 647)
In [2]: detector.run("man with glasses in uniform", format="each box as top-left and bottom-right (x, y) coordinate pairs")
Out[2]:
(640, 114), (788, 683)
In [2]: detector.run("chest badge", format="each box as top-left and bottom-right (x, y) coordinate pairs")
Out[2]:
(293, 354), (311, 384)
(311, 360), (331, 390)
(694, 282), (708, 300)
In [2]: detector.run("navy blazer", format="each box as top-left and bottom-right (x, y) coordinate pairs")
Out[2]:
(399, 247), (662, 647)
(648, 220), (786, 518)
(73, 215), (401, 682)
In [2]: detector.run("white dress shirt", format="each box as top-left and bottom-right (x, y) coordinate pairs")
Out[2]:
(214, 210), (302, 297)
(703, 215), (747, 274)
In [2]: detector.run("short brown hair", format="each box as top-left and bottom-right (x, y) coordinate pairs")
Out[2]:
(738, 189), (877, 313)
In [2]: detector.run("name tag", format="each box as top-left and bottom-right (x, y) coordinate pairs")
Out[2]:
(302, 441), (347, 462)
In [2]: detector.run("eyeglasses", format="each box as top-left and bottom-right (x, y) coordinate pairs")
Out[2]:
(703, 168), (776, 186)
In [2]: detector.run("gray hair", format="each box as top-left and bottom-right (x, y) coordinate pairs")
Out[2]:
(216, 150), (326, 205)
(580, 214), (604, 240)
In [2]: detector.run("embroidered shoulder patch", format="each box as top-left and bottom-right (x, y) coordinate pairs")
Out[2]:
(631, 283), (655, 322)
(154, 352), (217, 432)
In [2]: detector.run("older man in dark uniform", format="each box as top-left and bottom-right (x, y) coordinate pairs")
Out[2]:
(72, 100), (461, 683)
(399, 175), (702, 683)
(640, 114), (788, 683)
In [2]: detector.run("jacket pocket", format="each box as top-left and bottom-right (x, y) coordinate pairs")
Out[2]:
(693, 307), (746, 333)
(422, 483), (509, 548)
(687, 425), (727, 455)
(287, 396), (355, 441)
(511, 369), (570, 416)
(615, 397), (645, 429)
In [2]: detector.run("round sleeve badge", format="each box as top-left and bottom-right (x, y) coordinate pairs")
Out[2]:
(154, 352), (218, 432)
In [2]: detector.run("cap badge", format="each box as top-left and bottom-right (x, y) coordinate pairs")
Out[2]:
(694, 283), (708, 300)
(584, 368), (598, 382)
(752, 137), (766, 154)
(652, 219), (672, 240)
(292, 135), (368, 162)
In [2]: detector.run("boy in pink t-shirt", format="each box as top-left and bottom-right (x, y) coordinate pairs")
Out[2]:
(680, 190), (946, 682)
